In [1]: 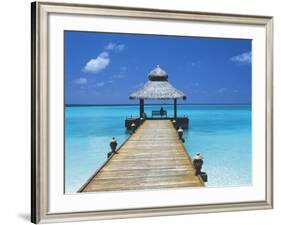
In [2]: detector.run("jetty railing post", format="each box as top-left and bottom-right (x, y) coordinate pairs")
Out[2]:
(140, 99), (144, 118)
(107, 137), (118, 158)
(193, 155), (203, 175)
(172, 119), (176, 128)
(131, 122), (136, 133)
(192, 153), (208, 182)
(177, 127), (184, 142)
(174, 98), (177, 119)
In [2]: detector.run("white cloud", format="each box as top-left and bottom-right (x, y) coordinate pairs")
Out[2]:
(95, 81), (105, 87)
(83, 43), (125, 73)
(231, 51), (252, 64)
(115, 44), (125, 52)
(74, 77), (88, 85)
(104, 42), (125, 52)
(104, 43), (116, 50)
(84, 52), (110, 73)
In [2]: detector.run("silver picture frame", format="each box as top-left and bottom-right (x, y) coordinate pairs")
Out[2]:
(31, 1), (273, 223)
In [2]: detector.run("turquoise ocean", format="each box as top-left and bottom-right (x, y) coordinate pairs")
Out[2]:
(65, 105), (252, 193)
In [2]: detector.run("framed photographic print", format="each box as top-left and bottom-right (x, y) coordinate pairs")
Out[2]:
(31, 1), (273, 223)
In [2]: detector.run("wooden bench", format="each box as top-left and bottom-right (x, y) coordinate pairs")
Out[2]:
(152, 110), (167, 117)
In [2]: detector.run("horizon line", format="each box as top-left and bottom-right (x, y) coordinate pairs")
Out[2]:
(65, 103), (252, 107)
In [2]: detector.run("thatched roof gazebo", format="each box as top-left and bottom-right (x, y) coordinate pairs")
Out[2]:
(129, 65), (186, 119)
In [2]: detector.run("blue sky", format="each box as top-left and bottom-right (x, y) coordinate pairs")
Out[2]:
(65, 31), (251, 105)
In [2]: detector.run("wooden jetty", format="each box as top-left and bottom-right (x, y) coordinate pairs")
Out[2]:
(79, 120), (204, 192)
(125, 116), (189, 130)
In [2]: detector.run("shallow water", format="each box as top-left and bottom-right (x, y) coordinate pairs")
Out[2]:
(65, 105), (251, 193)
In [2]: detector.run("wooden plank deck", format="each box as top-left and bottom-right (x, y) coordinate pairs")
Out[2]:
(79, 120), (203, 192)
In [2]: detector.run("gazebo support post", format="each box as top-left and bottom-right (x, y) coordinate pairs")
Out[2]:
(139, 99), (144, 118)
(174, 99), (177, 119)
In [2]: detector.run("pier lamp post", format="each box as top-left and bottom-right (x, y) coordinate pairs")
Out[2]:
(192, 153), (208, 182)
(193, 153), (203, 175)
(177, 127), (183, 140)
(172, 119), (176, 128)
(131, 122), (136, 133)
(108, 137), (118, 158)
(140, 117), (144, 124)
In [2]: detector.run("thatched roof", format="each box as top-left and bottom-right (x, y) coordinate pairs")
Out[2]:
(148, 65), (168, 81)
(129, 65), (186, 100)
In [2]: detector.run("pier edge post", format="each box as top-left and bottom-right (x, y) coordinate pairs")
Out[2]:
(192, 153), (208, 182)
(108, 137), (118, 158)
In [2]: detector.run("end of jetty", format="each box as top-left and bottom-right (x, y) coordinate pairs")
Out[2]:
(78, 65), (207, 193)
